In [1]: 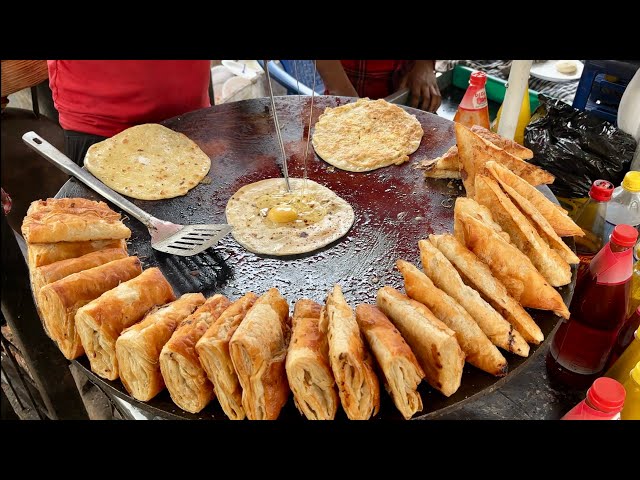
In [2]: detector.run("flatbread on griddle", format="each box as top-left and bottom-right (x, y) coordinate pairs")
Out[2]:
(474, 175), (572, 287)
(84, 123), (211, 200)
(453, 197), (510, 244)
(484, 162), (579, 264)
(225, 178), (354, 256)
(428, 234), (544, 344)
(312, 99), (423, 172)
(455, 123), (553, 197)
(457, 212), (570, 319)
(483, 160), (582, 237)
(418, 125), (533, 180)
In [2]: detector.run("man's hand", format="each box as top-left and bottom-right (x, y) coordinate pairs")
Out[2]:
(399, 60), (442, 113)
(316, 60), (358, 97)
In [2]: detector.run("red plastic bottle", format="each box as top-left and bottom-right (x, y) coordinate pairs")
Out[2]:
(453, 71), (490, 129)
(546, 224), (639, 389)
(561, 377), (626, 420)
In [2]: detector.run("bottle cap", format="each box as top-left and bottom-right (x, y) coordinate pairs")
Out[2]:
(611, 224), (639, 247)
(587, 377), (626, 413)
(622, 171), (640, 193)
(469, 71), (487, 86)
(589, 179), (614, 201)
(631, 361), (640, 385)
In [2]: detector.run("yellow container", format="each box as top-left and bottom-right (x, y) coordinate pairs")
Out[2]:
(621, 362), (640, 420)
(622, 171), (640, 193)
(492, 85), (532, 146)
(606, 328), (640, 383)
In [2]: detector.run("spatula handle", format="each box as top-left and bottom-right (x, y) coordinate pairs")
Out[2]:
(22, 131), (155, 229)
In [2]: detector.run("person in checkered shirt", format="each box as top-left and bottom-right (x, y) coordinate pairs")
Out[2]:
(317, 60), (441, 112)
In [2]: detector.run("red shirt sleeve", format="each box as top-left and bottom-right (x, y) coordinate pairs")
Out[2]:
(48, 60), (211, 137)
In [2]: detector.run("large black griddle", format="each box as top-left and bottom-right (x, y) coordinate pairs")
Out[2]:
(56, 96), (576, 419)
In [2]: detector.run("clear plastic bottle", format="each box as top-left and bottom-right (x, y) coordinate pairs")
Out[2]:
(453, 71), (490, 130)
(621, 362), (640, 420)
(604, 171), (640, 242)
(573, 179), (614, 266)
(561, 377), (626, 420)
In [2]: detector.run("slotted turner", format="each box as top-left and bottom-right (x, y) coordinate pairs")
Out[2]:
(23, 131), (233, 256)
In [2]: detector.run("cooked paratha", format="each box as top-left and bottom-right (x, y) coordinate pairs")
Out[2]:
(84, 123), (211, 200)
(311, 99), (423, 172)
(225, 178), (354, 256)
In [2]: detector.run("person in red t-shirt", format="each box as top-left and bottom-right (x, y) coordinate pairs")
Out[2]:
(48, 60), (212, 165)
(316, 60), (441, 113)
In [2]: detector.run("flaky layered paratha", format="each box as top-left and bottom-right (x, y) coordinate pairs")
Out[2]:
(225, 178), (354, 256)
(311, 99), (423, 172)
(84, 123), (211, 200)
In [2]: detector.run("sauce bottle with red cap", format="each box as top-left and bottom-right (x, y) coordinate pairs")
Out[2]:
(453, 71), (491, 130)
(561, 377), (626, 420)
(573, 179), (615, 267)
(546, 224), (639, 389)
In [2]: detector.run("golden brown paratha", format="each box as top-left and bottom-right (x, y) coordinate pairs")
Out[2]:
(311, 99), (423, 172)
(455, 123), (553, 197)
(84, 124), (211, 200)
(418, 125), (534, 180)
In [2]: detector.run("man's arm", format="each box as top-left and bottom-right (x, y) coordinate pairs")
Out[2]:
(316, 60), (358, 97)
(399, 60), (442, 112)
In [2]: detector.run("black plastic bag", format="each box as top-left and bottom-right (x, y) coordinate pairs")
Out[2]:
(524, 94), (637, 198)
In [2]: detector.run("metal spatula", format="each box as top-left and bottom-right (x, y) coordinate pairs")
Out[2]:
(22, 132), (232, 257)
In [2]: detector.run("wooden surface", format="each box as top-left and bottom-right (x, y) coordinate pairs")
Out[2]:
(57, 95), (576, 419)
(1, 60), (48, 99)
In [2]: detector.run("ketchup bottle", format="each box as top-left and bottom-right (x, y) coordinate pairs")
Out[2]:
(546, 224), (639, 390)
(453, 71), (490, 129)
(561, 377), (626, 420)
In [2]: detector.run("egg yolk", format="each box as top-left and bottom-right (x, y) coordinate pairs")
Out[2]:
(267, 205), (299, 223)
(256, 189), (327, 226)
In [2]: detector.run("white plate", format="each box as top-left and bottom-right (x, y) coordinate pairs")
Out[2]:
(530, 60), (584, 82)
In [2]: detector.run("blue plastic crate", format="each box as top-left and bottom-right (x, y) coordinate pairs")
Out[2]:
(573, 60), (640, 125)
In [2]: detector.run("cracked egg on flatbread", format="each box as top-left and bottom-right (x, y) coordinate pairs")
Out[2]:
(225, 178), (354, 256)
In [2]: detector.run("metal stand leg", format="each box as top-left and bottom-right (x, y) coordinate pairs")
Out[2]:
(30, 86), (40, 119)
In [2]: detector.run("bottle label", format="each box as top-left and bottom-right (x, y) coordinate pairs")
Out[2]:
(590, 243), (633, 285)
(561, 401), (621, 420)
(577, 253), (594, 267)
(472, 90), (488, 109)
